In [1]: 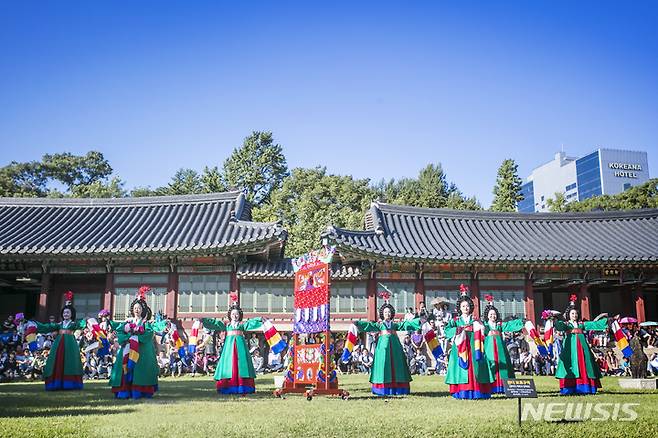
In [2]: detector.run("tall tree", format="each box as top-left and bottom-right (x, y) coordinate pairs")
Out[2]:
(222, 131), (288, 206)
(0, 151), (122, 198)
(254, 167), (375, 257)
(491, 159), (523, 212)
(547, 192), (568, 212)
(159, 168), (204, 195)
(201, 166), (226, 193)
(0, 161), (48, 197)
(372, 163), (480, 210)
(71, 177), (127, 198)
(42, 151), (113, 192)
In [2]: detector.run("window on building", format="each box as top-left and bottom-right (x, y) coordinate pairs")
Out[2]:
(73, 292), (103, 319)
(576, 151), (602, 200)
(623, 183), (631, 191)
(112, 274), (169, 320)
(565, 182), (577, 192)
(481, 289), (526, 319)
(331, 281), (367, 313)
(425, 280), (470, 313)
(240, 281), (294, 313)
(377, 282), (415, 313)
(113, 286), (168, 320)
(178, 274), (231, 313)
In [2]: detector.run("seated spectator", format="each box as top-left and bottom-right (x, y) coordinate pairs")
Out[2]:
(413, 349), (427, 375)
(648, 353), (658, 377)
(360, 349), (373, 373)
(268, 349), (283, 372)
(2, 315), (15, 333)
(251, 348), (264, 373)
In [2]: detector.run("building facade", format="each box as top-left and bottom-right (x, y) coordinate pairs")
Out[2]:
(325, 202), (658, 325)
(518, 148), (650, 213)
(1, 192), (657, 332)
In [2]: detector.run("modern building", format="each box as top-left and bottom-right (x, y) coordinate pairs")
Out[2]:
(1, 192), (657, 333)
(518, 148), (650, 213)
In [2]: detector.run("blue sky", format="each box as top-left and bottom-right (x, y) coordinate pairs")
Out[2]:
(1, 1), (657, 207)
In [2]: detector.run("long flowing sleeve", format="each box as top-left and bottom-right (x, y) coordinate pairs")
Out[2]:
(242, 317), (263, 331)
(74, 319), (87, 330)
(554, 320), (569, 332)
(354, 321), (381, 332)
(201, 318), (226, 332)
(443, 318), (457, 338)
(397, 318), (422, 332)
(502, 319), (524, 333)
(584, 319), (608, 331)
(34, 321), (59, 334)
(108, 320), (123, 332)
(150, 319), (168, 333)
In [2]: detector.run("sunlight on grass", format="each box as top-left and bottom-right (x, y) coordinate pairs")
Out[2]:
(1, 375), (657, 437)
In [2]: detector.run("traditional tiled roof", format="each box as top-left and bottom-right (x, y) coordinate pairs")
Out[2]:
(325, 202), (658, 265)
(237, 259), (366, 280)
(0, 192), (286, 259)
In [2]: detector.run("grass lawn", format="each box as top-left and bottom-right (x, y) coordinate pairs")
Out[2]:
(0, 374), (657, 437)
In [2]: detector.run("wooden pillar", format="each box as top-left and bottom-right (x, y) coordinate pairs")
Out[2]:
(37, 272), (51, 320)
(166, 269), (179, 319)
(470, 276), (480, 317)
(579, 284), (591, 320)
(103, 271), (114, 315)
(367, 276), (377, 321)
(415, 275), (425, 310)
(634, 285), (646, 323)
(524, 277), (536, 324)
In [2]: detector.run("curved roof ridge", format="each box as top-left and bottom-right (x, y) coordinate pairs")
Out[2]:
(374, 202), (658, 221)
(0, 191), (244, 207)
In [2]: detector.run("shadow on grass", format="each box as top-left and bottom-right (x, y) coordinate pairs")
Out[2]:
(0, 407), (136, 418)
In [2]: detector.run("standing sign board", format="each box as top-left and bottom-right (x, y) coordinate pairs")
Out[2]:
(503, 379), (537, 426)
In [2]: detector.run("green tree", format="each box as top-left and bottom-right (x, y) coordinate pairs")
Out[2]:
(0, 161), (48, 197)
(130, 186), (158, 197)
(158, 168), (204, 195)
(201, 166), (226, 193)
(445, 191), (482, 210)
(254, 167), (375, 256)
(565, 178), (658, 212)
(547, 192), (568, 212)
(42, 151), (113, 192)
(491, 159), (523, 212)
(372, 163), (480, 210)
(0, 151), (122, 198)
(222, 131), (288, 206)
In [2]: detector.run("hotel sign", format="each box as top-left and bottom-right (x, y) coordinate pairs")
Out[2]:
(609, 162), (642, 179)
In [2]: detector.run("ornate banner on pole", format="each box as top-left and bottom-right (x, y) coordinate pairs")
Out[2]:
(292, 246), (335, 333)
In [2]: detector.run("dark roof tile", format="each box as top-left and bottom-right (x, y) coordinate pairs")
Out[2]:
(326, 202), (658, 264)
(0, 192), (286, 258)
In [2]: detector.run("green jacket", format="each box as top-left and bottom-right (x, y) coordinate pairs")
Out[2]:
(554, 319), (607, 379)
(444, 316), (493, 385)
(483, 319), (523, 380)
(108, 319), (167, 388)
(355, 319), (421, 384)
(202, 318), (263, 380)
(36, 319), (86, 379)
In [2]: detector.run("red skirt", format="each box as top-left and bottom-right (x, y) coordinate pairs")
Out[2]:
(45, 338), (83, 391)
(559, 338), (601, 395)
(216, 343), (255, 394)
(450, 357), (492, 400)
